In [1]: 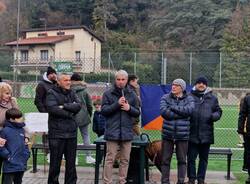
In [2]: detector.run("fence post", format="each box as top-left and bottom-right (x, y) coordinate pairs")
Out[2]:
(161, 52), (167, 85)
(219, 52), (222, 88)
(134, 52), (137, 75)
(108, 52), (111, 84)
(189, 52), (192, 85)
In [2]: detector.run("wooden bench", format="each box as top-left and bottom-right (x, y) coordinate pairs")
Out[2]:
(31, 143), (97, 173)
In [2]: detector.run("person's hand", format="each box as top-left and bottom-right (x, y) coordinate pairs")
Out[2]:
(0, 137), (6, 147)
(121, 101), (130, 111)
(118, 96), (126, 105)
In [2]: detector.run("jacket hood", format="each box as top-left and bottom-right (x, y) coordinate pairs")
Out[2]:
(4, 120), (25, 129)
(71, 81), (87, 92)
(43, 72), (53, 83)
(192, 86), (212, 95)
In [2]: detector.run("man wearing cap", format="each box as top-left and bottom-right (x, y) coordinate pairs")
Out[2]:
(187, 76), (222, 184)
(160, 78), (194, 184)
(34, 66), (57, 112)
(34, 66), (57, 163)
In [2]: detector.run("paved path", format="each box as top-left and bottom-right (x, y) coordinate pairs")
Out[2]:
(23, 166), (236, 184)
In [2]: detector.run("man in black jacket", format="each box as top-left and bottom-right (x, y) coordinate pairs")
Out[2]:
(238, 93), (250, 184)
(187, 76), (222, 184)
(34, 66), (57, 112)
(46, 73), (81, 184)
(101, 70), (140, 184)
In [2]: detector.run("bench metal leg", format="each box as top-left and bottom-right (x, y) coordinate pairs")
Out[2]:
(95, 144), (101, 184)
(145, 156), (149, 181)
(226, 154), (232, 180)
(31, 148), (38, 173)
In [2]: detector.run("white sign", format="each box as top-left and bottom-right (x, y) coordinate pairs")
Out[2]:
(25, 113), (48, 133)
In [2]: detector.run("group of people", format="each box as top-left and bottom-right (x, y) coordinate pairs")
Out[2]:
(160, 76), (222, 184)
(0, 82), (30, 184)
(0, 66), (249, 184)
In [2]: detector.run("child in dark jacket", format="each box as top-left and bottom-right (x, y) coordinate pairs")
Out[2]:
(92, 99), (106, 137)
(0, 108), (30, 184)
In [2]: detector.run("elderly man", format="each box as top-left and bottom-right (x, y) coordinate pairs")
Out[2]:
(160, 78), (194, 184)
(101, 70), (140, 184)
(187, 76), (222, 184)
(46, 73), (81, 184)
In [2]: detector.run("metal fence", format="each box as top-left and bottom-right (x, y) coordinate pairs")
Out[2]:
(0, 50), (248, 160)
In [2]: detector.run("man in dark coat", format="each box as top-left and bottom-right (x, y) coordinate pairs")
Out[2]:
(34, 66), (57, 163)
(187, 76), (222, 184)
(34, 66), (57, 112)
(101, 70), (140, 184)
(46, 73), (81, 184)
(160, 78), (194, 184)
(238, 92), (250, 184)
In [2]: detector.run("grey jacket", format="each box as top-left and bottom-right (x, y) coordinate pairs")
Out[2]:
(101, 85), (140, 141)
(71, 81), (93, 127)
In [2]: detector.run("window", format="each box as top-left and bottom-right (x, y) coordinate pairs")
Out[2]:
(20, 50), (28, 62)
(40, 50), (48, 61)
(57, 31), (65, 36)
(38, 33), (47, 37)
(75, 51), (81, 62)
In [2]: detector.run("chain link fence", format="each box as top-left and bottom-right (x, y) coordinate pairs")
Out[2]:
(0, 49), (247, 160)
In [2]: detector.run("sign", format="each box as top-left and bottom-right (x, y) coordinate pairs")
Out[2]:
(25, 112), (48, 133)
(54, 61), (73, 72)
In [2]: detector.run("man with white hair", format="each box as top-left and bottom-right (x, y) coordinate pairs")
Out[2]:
(101, 70), (140, 184)
(46, 73), (81, 184)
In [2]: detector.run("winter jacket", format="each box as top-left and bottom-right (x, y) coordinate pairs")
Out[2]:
(189, 87), (222, 144)
(0, 97), (18, 129)
(101, 85), (140, 141)
(71, 81), (93, 127)
(160, 92), (194, 141)
(0, 121), (30, 173)
(92, 111), (106, 136)
(46, 85), (81, 139)
(34, 72), (56, 112)
(238, 94), (250, 136)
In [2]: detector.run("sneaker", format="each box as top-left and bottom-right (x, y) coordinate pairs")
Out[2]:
(242, 168), (248, 173)
(46, 153), (50, 163)
(86, 156), (95, 164)
(237, 143), (244, 148)
(75, 156), (78, 165)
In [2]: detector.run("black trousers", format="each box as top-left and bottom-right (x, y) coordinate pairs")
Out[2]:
(243, 135), (248, 170)
(245, 135), (250, 175)
(161, 140), (188, 184)
(47, 138), (77, 184)
(2, 171), (24, 184)
(187, 142), (210, 182)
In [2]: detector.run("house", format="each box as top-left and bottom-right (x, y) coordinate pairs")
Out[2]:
(5, 25), (102, 74)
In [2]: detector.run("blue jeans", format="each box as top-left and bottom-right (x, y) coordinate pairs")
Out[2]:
(79, 125), (91, 156)
(187, 142), (210, 182)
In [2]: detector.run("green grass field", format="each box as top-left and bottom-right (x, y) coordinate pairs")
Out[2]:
(17, 98), (246, 183)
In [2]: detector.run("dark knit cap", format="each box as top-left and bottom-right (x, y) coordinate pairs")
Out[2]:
(195, 76), (208, 86)
(71, 73), (82, 81)
(46, 66), (57, 76)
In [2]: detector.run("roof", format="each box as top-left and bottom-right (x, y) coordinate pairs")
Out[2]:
(5, 35), (74, 46)
(21, 25), (103, 42)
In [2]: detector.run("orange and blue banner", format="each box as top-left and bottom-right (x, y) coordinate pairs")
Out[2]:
(140, 84), (191, 130)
